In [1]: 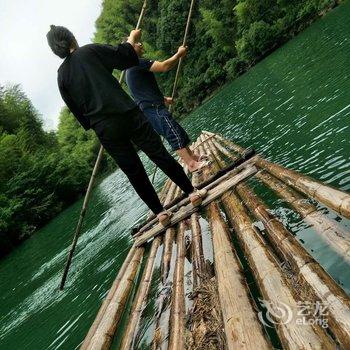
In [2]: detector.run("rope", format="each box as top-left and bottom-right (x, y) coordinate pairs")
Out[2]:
(151, 0), (196, 183)
(59, 0), (148, 291)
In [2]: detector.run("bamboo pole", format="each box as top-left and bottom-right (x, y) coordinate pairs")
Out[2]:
(168, 222), (186, 350)
(60, 146), (104, 290)
(135, 155), (258, 236)
(151, 228), (176, 349)
(189, 212), (206, 288)
(160, 157), (191, 283)
(204, 140), (335, 349)
(134, 165), (258, 247)
(120, 237), (161, 349)
(198, 134), (215, 178)
(203, 135), (270, 347)
(221, 193), (334, 349)
(211, 138), (238, 162)
(192, 134), (216, 150)
(207, 202), (271, 349)
(151, 140), (203, 349)
(194, 137), (270, 349)
(236, 182), (350, 348)
(88, 247), (145, 349)
(181, 137), (227, 347)
(60, 0), (148, 290)
(208, 134), (350, 261)
(160, 201), (177, 283)
(205, 131), (350, 219)
(258, 157), (350, 219)
(80, 244), (137, 349)
(207, 139), (226, 169)
(203, 131), (245, 155)
(151, 0), (197, 182)
(152, 159), (193, 349)
(256, 171), (350, 263)
(82, 100), (169, 346)
(189, 154), (207, 287)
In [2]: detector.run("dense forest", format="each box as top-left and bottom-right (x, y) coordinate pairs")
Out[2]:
(94, 0), (340, 115)
(0, 86), (112, 257)
(0, 0), (340, 258)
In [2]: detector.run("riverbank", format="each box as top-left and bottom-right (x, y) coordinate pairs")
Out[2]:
(177, 0), (342, 116)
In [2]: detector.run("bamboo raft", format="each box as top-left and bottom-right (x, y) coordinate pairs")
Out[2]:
(80, 132), (350, 350)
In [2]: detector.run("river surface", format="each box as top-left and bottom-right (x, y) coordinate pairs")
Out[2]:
(1, 3), (350, 349)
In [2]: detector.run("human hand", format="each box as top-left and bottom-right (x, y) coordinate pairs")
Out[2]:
(177, 46), (188, 58)
(129, 29), (142, 42)
(164, 96), (174, 105)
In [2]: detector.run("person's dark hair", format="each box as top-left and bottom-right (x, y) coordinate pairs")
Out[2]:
(46, 25), (77, 59)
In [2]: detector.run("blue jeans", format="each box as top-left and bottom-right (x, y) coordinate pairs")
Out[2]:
(142, 104), (191, 151)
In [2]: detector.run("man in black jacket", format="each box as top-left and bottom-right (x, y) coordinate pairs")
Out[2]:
(47, 25), (205, 226)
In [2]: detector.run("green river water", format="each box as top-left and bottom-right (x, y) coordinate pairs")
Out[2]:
(1, 3), (350, 349)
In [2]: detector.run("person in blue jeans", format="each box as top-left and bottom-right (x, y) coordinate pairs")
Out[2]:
(125, 33), (208, 173)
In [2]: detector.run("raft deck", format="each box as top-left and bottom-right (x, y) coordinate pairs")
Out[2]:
(80, 132), (350, 350)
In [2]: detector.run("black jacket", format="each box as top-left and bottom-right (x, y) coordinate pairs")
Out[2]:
(57, 42), (139, 130)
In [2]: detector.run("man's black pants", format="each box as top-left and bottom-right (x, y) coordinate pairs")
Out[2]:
(92, 108), (194, 214)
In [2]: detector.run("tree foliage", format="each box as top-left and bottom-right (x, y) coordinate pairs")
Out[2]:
(0, 0), (339, 257)
(0, 85), (109, 258)
(93, 0), (338, 114)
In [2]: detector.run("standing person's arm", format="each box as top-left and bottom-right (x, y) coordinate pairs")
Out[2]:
(150, 46), (188, 73)
(92, 29), (142, 71)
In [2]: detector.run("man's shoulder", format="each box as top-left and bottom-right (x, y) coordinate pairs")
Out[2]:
(134, 58), (154, 71)
(140, 58), (154, 65)
(73, 43), (107, 56)
(77, 43), (100, 53)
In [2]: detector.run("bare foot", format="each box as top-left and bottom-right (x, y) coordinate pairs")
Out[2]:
(187, 160), (207, 173)
(189, 188), (208, 207)
(192, 154), (200, 162)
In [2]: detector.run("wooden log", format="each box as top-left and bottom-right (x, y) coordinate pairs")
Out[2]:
(151, 141), (202, 349)
(189, 136), (266, 349)
(207, 132), (350, 219)
(134, 155), (259, 237)
(257, 171), (350, 263)
(186, 139), (227, 348)
(207, 202), (271, 349)
(211, 138), (238, 162)
(160, 181), (178, 283)
(134, 165), (258, 247)
(80, 245), (137, 349)
(168, 222), (186, 350)
(120, 238), (161, 349)
(221, 193), (335, 349)
(192, 134), (216, 149)
(204, 141), (333, 349)
(190, 213), (206, 288)
(189, 147), (207, 287)
(236, 182), (350, 348)
(202, 131), (245, 155)
(199, 134), (215, 177)
(88, 247), (144, 349)
(207, 136), (350, 262)
(257, 157), (350, 219)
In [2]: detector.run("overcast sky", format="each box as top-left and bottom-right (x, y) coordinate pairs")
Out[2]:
(0, 0), (102, 130)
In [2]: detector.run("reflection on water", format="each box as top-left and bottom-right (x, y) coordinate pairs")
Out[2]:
(1, 3), (350, 349)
